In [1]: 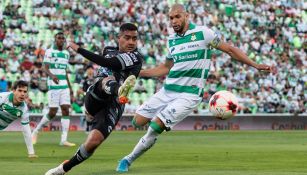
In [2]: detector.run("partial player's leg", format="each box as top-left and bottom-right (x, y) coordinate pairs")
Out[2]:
(117, 92), (201, 172)
(32, 89), (60, 144)
(46, 98), (122, 174)
(117, 117), (164, 172)
(32, 107), (58, 144)
(58, 88), (75, 146)
(59, 104), (75, 147)
(45, 129), (103, 175)
(117, 89), (171, 172)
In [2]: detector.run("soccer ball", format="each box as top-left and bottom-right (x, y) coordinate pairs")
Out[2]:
(209, 90), (238, 120)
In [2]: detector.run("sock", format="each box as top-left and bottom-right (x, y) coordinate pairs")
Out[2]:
(124, 126), (159, 164)
(33, 114), (50, 133)
(61, 116), (70, 143)
(63, 144), (92, 172)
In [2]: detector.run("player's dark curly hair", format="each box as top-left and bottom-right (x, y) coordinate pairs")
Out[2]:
(119, 23), (138, 33)
(12, 80), (28, 90)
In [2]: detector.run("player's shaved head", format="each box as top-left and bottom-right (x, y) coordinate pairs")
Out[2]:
(169, 4), (189, 35)
(169, 3), (187, 13)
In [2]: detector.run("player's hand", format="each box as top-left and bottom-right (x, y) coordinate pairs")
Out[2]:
(67, 41), (80, 51)
(28, 154), (38, 159)
(52, 75), (59, 84)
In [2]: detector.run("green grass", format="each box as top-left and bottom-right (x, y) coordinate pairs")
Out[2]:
(1, 131), (307, 175)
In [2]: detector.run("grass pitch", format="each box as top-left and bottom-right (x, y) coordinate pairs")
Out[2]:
(0, 131), (307, 175)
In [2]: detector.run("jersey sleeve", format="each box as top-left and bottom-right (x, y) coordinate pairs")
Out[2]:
(203, 27), (222, 49)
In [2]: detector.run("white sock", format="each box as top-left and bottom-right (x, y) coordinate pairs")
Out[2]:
(33, 114), (50, 134)
(61, 117), (70, 143)
(124, 126), (159, 164)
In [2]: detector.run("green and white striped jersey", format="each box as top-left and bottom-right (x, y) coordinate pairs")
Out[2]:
(0, 92), (29, 130)
(43, 45), (70, 90)
(165, 23), (221, 96)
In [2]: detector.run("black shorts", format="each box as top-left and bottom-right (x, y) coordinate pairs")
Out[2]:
(84, 91), (124, 139)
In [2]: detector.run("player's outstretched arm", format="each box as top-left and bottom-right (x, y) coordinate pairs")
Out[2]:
(216, 42), (272, 72)
(140, 59), (174, 77)
(67, 41), (122, 70)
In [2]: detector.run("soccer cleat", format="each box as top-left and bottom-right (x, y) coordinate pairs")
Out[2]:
(31, 132), (38, 145)
(59, 141), (76, 147)
(116, 159), (130, 172)
(118, 75), (136, 104)
(45, 160), (68, 175)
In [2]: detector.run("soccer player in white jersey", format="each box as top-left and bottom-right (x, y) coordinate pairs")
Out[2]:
(116, 4), (274, 172)
(32, 32), (75, 147)
(0, 80), (37, 158)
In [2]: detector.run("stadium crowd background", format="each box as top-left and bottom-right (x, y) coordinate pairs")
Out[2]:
(0, 0), (306, 115)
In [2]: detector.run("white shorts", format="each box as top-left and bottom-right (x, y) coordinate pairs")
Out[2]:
(48, 88), (71, 108)
(136, 88), (202, 129)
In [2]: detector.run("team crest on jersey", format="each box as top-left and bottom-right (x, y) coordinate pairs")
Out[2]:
(191, 33), (196, 41)
(16, 111), (21, 117)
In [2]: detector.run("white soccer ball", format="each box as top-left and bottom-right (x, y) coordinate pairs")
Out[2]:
(209, 90), (239, 120)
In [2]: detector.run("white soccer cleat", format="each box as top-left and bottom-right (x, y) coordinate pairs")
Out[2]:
(45, 162), (66, 175)
(118, 75), (136, 104)
(31, 132), (38, 145)
(59, 141), (76, 147)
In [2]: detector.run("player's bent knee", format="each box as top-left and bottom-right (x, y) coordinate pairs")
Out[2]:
(132, 114), (150, 127)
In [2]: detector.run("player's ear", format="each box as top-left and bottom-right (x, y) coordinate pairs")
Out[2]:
(185, 12), (189, 19)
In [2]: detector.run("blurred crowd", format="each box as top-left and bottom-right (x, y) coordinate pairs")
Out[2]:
(0, 0), (306, 114)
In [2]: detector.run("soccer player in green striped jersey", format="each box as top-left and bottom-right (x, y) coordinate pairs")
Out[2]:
(32, 32), (75, 147)
(0, 80), (37, 158)
(117, 4), (274, 172)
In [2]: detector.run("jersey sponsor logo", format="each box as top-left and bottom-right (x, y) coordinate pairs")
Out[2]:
(188, 44), (200, 49)
(119, 53), (133, 66)
(179, 44), (200, 51)
(171, 47), (175, 53)
(130, 52), (138, 62)
(173, 53), (198, 62)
